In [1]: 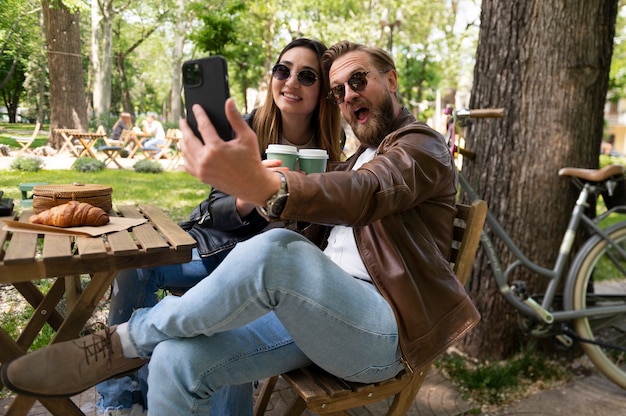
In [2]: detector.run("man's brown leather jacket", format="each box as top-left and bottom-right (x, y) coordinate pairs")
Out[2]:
(280, 108), (480, 371)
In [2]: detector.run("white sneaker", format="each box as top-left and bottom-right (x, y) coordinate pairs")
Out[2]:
(104, 404), (147, 416)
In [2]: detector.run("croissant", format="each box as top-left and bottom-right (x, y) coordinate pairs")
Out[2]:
(29, 201), (110, 227)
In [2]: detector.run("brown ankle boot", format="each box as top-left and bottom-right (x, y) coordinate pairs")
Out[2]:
(0, 325), (147, 398)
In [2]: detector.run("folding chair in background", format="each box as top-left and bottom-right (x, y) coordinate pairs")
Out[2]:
(11, 122), (41, 155)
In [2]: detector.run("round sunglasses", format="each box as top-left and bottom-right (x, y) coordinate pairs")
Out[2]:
(272, 64), (318, 87)
(327, 70), (388, 104)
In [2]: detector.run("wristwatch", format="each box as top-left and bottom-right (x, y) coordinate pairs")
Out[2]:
(260, 171), (289, 218)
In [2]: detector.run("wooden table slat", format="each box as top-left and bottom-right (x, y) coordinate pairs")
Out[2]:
(76, 236), (108, 258)
(0, 215), (17, 260)
(140, 204), (197, 249)
(3, 212), (38, 264)
(106, 230), (140, 255)
(3, 229), (38, 264)
(42, 234), (74, 260)
(116, 205), (144, 219)
(131, 223), (170, 252)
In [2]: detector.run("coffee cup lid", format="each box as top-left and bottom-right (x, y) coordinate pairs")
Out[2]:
(267, 144), (298, 154)
(298, 149), (328, 159)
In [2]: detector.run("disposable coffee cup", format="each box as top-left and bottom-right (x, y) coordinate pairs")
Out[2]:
(266, 144), (299, 170)
(298, 149), (329, 174)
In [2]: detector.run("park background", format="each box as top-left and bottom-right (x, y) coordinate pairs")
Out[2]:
(3, 0), (626, 407)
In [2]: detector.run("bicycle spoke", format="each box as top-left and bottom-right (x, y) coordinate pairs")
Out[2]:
(572, 223), (626, 389)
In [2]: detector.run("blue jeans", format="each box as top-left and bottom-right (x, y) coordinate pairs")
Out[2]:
(142, 137), (165, 149)
(97, 248), (249, 414)
(126, 229), (404, 416)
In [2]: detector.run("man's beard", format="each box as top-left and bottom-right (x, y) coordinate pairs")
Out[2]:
(349, 93), (395, 148)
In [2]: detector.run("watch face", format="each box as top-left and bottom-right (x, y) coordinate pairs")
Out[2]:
(271, 194), (288, 217)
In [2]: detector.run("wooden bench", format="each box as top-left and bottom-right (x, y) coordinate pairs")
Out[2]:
(253, 200), (488, 416)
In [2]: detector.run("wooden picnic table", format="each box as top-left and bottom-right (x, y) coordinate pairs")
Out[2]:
(55, 129), (107, 158)
(0, 204), (196, 416)
(125, 131), (149, 158)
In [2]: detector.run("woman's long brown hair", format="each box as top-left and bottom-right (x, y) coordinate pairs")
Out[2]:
(251, 38), (343, 162)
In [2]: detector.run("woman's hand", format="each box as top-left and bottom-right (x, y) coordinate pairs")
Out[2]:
(180, 99), (281, 208)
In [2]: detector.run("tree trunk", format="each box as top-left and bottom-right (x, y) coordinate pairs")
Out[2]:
(116, 52), (133, 115)
(92, 0), (114, 121)
(169, 0), (188, 124)
(42, 0), (88, 147)
(458, 0), (618, 359)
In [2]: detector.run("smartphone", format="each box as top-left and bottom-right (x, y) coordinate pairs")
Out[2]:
(182, 56), (233, 142)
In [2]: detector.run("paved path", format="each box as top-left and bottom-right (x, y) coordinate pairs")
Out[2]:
(1, 368), (473, 416)
(2, 366), (626, 415)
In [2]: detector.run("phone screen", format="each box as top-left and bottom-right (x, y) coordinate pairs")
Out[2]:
(182, 56), (233, 142)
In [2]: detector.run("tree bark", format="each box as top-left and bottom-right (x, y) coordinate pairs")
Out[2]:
(458, 0), (618, 359)
(42, 0), (88, 147)
(169, 0), (188, 124)
(92, 0), (114, 121)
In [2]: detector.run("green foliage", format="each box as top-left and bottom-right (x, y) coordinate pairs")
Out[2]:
(0, 304), (55, 352)
(10, 155), (43, 171)
(133, 159), (164, 173)
(437, 350), (569, 405)
(609, 1), (626, 103)
(0, 0), (43, 122)
(188, 0), (246, 56)
(72, 157), (105, 172)
(600, 153), (626, 168)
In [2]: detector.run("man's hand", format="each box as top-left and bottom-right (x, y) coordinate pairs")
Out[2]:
(179, 99), (281, 208)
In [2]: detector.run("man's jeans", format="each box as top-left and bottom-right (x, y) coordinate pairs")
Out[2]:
(126, 229), (404, 416)
(97, 248), (247, 414)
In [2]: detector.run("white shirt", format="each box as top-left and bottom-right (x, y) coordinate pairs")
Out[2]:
(323, 147), (377, 281)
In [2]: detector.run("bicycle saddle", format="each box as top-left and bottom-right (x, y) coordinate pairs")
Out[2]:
(558, 164), (624, 182)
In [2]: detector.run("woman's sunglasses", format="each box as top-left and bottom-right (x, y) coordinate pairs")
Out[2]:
(272, 64), (318, 87)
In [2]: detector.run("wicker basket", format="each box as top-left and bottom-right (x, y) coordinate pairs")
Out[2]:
(32, 184), (112, 214)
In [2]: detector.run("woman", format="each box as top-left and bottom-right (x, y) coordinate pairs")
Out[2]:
(97, 37), (343, 416)
(110, 112), (132, 142)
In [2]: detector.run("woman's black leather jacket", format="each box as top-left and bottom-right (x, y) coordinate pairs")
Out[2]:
(179, 190), (269, 257)
(178, 110), (270, 257)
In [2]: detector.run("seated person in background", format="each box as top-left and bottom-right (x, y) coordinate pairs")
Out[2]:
(141, 113), (166, 152)
(1, 40), (480, 415)
(110, 112), (132, 142)
(95, 38), (343, 416)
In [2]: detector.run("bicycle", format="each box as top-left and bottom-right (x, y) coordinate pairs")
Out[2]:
(445, 105), (626, 389)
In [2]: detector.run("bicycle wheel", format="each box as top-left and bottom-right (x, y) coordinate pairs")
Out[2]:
(570, 223), (626, 389)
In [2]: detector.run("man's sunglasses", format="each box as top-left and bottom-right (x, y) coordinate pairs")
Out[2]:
(327, 71), (388, 104)
(272, 64), (318, 87)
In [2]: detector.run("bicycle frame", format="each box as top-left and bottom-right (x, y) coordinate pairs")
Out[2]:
(458, 161), (626, 325)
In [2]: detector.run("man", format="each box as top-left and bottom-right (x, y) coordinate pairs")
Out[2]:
(141, 113), (166, 153)
(1, 41), (479, 415)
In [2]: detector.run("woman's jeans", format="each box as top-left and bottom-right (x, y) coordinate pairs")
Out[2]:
(96, 248), (246, 414)
(126, 229), (404, 416)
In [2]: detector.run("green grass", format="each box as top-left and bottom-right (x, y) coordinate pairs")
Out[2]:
(436, 349), (570, 409)
(1, 168), (209, 223)
(1, 122), (210, 222)
(0, 122), (48, 149)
